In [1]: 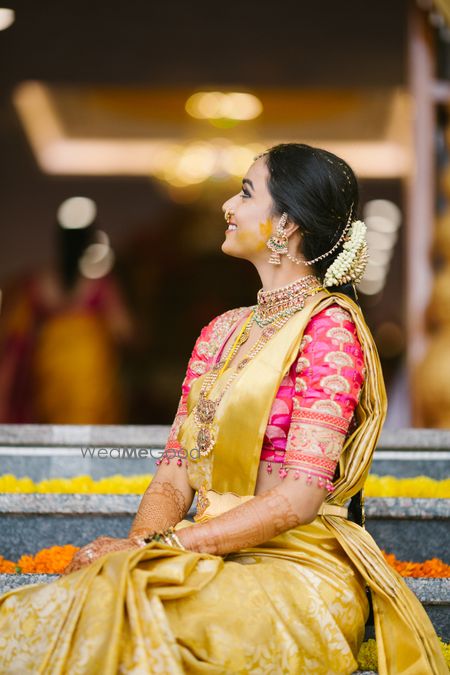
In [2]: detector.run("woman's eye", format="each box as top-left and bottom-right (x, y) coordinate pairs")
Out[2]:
(239, 188), (251, 198)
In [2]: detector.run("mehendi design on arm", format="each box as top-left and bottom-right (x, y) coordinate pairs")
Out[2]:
(179, 487), (300, 556)
(129, 480), (189, 537)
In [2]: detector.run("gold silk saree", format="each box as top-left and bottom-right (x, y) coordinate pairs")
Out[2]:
(0, 291), (446, 674)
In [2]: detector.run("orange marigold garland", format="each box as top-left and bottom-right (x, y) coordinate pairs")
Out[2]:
(0, 545), (79, 574)
(1, 546), (449, 577)
(382, 551), (450, 578)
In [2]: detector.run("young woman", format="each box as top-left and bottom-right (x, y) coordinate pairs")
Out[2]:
(0, 144), (445, 674)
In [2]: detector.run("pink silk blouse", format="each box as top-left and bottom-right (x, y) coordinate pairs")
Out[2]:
(163, 303), (366, 493)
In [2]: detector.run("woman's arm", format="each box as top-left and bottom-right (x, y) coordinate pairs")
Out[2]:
(177, 305), (365, 556)
(128, 462), (194, 538)
(176, 479), (322, 555)
(129, 310), (241, 537)
(64, 309), (247, 573)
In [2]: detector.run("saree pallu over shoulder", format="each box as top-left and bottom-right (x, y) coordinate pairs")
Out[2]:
(179, 290), (447, 675)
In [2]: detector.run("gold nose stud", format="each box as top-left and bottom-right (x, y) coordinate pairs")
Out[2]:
(224, 209), (235, 224)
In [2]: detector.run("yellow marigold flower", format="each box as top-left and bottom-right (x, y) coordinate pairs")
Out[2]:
(365, 475), (450, 498)
(0, 474), (35, 493)
(0, 474), (154, 494)
(438, 637), (450, 668)
(357, 638), (450, 670)
(2, 473), (448, 497)
(357, 639), (378, 670)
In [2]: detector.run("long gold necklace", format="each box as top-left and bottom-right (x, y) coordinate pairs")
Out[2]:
(192, 278), (323, 457)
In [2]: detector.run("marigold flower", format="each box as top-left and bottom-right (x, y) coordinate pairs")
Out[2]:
(365, 474), (450, 498)
(357, 638), (450, 669)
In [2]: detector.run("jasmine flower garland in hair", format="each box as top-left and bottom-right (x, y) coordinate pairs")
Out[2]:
(323, 220), (368, 288)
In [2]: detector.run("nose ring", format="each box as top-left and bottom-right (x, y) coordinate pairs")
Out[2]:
(224, 209), (235, 224)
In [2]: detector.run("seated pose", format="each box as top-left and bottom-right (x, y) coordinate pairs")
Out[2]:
(0, 144), (446, 674)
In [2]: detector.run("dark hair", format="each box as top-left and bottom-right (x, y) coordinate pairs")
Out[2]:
(264, 143), (360, 303)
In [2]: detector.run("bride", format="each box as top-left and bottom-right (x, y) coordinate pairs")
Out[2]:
(0, 143), (446, 674)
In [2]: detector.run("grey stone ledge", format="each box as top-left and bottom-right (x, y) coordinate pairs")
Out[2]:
(1, 425), (450, 451)
(364, 498), (450, 519)
(0, 424), (170, 448)
(1, 494), (449, 519)
(0, 573), (59, 594)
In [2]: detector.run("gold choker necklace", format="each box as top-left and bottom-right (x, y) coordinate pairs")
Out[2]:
(254, 275), (323, 327)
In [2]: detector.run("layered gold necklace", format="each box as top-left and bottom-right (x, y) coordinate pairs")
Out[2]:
(192, 275), (323, 457)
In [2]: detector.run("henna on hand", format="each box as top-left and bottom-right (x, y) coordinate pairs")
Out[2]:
(129, 480), (189, 538)
(178, 487), (301, 556)
(62, 536), (140, 575)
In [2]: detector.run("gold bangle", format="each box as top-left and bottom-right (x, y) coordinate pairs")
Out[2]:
(166, 530), (186, 550)
(133, 527), (186, 550)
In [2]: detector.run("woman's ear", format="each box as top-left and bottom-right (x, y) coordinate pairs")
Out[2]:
(284, 220), (300, 238)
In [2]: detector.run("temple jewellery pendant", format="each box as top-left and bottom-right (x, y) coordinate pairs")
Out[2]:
(193, 317), (289, 457)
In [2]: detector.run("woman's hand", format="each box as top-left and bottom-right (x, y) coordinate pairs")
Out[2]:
(62, 536), (140, 575)
(172, 526), (197, 552)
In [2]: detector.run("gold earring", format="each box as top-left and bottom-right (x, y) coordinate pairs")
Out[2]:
(266, 212), (289, 265)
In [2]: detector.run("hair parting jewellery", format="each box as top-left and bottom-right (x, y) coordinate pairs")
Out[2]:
(266, 204), (369, 287)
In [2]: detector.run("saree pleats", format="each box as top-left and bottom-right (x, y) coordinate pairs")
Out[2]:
(0, 535), (366, 674)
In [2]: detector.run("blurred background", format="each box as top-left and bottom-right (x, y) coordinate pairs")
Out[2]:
(0, 0), (449, 428)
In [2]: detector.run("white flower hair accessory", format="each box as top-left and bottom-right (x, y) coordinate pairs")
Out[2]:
(323, 220), (369, 288)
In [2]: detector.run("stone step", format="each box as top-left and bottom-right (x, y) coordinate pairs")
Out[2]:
(1, 426), (450, 480)
(0, 495), (449, 561)
(0, 573), (447, 644)
(1, 425), (450, 449)
(1, 448), (449, 481)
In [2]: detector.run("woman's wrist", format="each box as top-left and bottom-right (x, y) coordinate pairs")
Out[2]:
(130, 526), (187, 551)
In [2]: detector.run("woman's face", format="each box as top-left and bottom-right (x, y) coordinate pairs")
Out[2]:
(221, 157), (275, 262)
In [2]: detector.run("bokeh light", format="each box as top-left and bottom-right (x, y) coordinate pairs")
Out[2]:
(185, 91), (263, 121)
(0, 8), (14, 31)
(56, 197), (97, 230)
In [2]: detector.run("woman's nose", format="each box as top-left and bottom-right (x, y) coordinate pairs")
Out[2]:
(222, 197), (236, 214)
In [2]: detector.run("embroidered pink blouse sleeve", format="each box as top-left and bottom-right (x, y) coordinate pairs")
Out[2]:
(261, 304), (366, 492)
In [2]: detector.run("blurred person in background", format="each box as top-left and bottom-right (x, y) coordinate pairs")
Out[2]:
(0, 197), (134, 424)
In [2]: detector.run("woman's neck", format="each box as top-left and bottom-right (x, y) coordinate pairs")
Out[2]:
(255, 260), (317, 292)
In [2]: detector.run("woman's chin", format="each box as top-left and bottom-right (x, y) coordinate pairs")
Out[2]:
(221, 239), (257, 263)
(221, 238), (239, 258)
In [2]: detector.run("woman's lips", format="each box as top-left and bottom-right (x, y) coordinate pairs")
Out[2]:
(226, 223), (238, 232)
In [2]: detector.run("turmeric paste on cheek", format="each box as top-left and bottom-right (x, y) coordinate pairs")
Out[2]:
(253, 219), (272, 251)
(235, 219), (273, 252)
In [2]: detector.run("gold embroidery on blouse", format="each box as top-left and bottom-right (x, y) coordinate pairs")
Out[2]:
(325, 326), (354, 343)
(299, 334), (313, 351)
(286, 422), (344, 462)
(311, 399), (343, 415)
(190, 360), (208, 375)
(296, 357), (311, 374)
(324, 351), (354, 368)
(294, 376), (307, 393)
(320, 374), (351, 393)
(324, 307), (353, 323)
